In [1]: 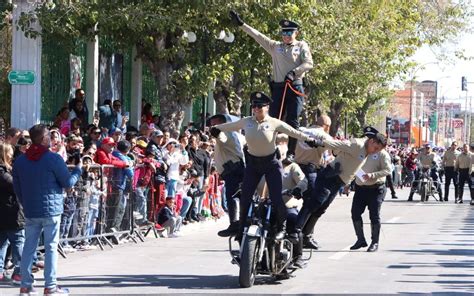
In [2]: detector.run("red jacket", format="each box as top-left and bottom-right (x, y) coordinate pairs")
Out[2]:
(95, 148), (128, 168)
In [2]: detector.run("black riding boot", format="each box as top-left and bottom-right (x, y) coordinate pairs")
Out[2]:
(292, 232), (306, 269)
(350, 220), (368, 250)
(367, 223), (381, 252)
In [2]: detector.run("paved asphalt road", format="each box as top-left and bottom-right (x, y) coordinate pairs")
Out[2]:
(0, 186), (473, 295)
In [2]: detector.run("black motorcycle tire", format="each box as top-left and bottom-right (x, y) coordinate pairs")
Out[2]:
(239, 236), (259, 288)
(420, 183), (428, 202)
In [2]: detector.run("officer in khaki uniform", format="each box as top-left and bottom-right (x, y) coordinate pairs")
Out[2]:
(350, 149), (392, 252)
(294, 127), (388, 240)
(442, 141), (459, 201)
(408, 143), (437, 201)
(208, 114), (246, 237)
(294, 115), (332, 249)
(456, 144), (473, 204)
(211, 92), (318, 240)
(229, 10), (313, 158)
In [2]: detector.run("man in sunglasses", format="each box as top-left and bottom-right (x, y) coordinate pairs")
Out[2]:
(211, 92), (319, 241)
(230, 10), (314, 161)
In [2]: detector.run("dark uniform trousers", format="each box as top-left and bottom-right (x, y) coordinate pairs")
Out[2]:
(240, 152), (287, 229)
(458, 169), (474, 201)
(444, 167), (458, 200)
(270, 82), (305, 155)
(385, 174), (396, 197)
(298, 163), (324, 236)
(295, 166), (345, 232)
(351, 184), (386, 225)
(220, 161), (244, 224)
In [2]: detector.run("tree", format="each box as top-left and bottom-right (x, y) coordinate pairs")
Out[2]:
(17, 0), (471, 134)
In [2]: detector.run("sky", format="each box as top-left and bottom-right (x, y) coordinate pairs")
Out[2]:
(411, 21), (474, 111)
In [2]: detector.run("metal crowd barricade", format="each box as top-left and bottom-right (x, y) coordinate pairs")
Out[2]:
(55, 164), (163, 259)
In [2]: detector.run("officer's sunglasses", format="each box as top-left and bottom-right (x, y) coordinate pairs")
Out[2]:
(251, 103), (268, 109)
(281, 30), (294, 36)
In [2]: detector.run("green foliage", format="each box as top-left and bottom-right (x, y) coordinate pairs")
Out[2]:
(16, 0), (471, 132)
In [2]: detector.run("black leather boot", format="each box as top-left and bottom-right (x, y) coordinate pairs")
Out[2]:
(275, 221), (286, 241)
(367, 223), (380, 252)
(303, 235), (320, 250)
(292, 232), (306, 269)
(218, 221), (239, 237)
(350, 220), (368, 250)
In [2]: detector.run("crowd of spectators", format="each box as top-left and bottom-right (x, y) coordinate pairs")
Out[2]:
(0, 90), (226, 292)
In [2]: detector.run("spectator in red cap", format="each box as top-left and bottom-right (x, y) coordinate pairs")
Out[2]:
(94, 137), (128, 168)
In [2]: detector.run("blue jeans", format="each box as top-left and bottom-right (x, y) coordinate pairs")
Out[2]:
(134, 187), (148, 223)
(180, 196), (192, 218)
(166, 179), (178, 197)
(86, 208), (99, 236)
(0, 229), (25, 275)
(21, 215), (61, 289)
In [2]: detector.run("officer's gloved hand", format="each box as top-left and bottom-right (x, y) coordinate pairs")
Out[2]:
(305, 138), (324, 148)
(291, 187), (303, 199)
(229, 10), (244, 26)
(210, 127), (221, 138)
(285, 70), (296, 82)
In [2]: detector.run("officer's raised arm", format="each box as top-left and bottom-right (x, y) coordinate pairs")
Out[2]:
(229, 10), (276, 54)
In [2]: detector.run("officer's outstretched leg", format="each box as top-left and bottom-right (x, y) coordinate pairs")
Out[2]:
(218, 171), (243, 237)
(350, 187), (368, 250)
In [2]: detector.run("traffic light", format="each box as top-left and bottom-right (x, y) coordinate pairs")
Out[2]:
(462, 76), (467, 91)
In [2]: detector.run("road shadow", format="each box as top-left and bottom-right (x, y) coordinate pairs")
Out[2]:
(53, 273), (287, 290)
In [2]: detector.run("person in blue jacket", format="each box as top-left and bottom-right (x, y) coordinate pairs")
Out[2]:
(13, 124), (82, 296)
(110, 140), (134, 232)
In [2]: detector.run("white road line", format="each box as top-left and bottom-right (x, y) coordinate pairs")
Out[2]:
(328, 245), (352, 260)
(385, 216), (401, 223)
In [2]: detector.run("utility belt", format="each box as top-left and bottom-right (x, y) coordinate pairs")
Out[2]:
(271, 80), (303, 88)
(355, 183), (385, 190)
(220, 158), (245, 178)
(459, 168), (470, 174)
(246, 150), (278, 166)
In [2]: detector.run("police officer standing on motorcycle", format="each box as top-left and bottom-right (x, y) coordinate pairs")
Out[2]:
(208, 114), (246, 237)
(350, 136), (392, 252)
(229, 10), (313, 160)
(211, 92), (317, 241)
(456, 143), (473, 204)
(408, 143), (436, 201)
(294, 114), (332, 250)
(294, 127), (388, 240)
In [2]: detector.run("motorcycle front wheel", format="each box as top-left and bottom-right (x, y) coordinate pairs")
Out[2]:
(239, 236), (259, 288)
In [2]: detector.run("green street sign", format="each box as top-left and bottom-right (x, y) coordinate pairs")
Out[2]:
(8, 70), (36, 85)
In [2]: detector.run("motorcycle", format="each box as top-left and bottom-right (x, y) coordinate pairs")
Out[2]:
(414, 167), (441, 202)
(229, 190), (305, 288)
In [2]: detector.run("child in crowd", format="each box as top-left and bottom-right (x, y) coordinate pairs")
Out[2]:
(157, 197), (182, 238)
(86, 174), (106, 237)
(393, 158), (403, 189)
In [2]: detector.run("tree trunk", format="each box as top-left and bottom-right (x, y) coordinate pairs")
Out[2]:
(328, 100), (343, 137)
(213, 80), (230, 114)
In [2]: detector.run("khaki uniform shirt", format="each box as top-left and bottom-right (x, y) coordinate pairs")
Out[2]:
(355, 150), (392, 186)
(442, 149), (459, 168)
(213, 131), (245, 174)
(456, 152), (472, 171)
(323, 138), (368, 185)
(242, 24), (313, 83)
(216, 115), (311, 157)
(295, 126), (332, 167)
(418, 151), (435, 168)
(257, 162), (307, 209)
